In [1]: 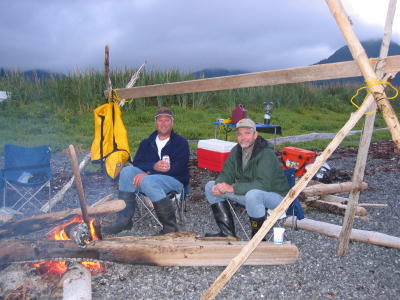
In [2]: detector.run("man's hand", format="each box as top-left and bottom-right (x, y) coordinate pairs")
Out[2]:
(154, 160), (170, 172)
(133, 173), (148, 187)
(211, 182), (234, 196)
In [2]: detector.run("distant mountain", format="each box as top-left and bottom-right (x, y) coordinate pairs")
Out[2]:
(192, 68), (249, 79)
(0, 68), (65, 80)
(315, 39), (400, 85)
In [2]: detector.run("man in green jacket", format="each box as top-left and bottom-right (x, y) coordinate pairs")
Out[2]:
(205, 118), (289, 238)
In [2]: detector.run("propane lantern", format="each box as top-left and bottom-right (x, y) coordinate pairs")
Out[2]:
(263, 101), (274, 125)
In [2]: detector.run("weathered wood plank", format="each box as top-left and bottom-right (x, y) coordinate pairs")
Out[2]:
(114, 55), (400, 99)
(0, 233), (299, 266)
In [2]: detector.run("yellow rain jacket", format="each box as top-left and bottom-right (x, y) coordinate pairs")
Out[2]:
(91, 102), (131, 179)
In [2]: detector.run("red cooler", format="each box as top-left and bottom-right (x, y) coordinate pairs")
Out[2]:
(197, 139), (237, 172)
(281, 146), (316, 176)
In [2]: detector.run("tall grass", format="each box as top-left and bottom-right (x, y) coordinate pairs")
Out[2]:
(2, 68), (389, 114)
(0, 68), (398, 153)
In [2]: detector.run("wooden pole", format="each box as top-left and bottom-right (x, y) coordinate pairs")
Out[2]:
(201, 91), (377, 300)
(326, 0), (400, 151)
(336, 0), (398, 256)
(104, 45), (112, 100)
(68, 145), (91, 235)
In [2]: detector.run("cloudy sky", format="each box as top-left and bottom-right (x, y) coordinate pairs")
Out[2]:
(0, 0), (399, 74)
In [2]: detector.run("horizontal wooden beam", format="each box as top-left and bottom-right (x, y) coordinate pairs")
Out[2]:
(0, 232), (299, 266)
(114, 55), (400, 99)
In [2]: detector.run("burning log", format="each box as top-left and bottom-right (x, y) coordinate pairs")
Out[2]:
(62, 263), (92, 300)
(0, 232), (299, 266)
(0, 200), (125, 239)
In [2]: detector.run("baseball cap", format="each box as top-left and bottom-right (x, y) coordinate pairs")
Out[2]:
(155, 107), (174, 119)
(236, 118), (256, 131)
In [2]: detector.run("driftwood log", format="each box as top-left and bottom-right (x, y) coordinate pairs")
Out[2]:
(306, 199), (367, 216)
(0, 199), (125, 239)
(321, 195), (388, 208)
(302, 182), (368, 197)
(284, 217), (400, 249)
(62, 263), (92, 300)
(0, 233), (299, 267)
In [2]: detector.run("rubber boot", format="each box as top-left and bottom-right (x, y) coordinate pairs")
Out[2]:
(205, 201), (236, 238)
(100, 191), (136, 235)
(249, 216), (267, 241)
(153, 196), (179, 235)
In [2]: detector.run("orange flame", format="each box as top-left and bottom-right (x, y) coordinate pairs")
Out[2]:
(33, 216), (104, 275)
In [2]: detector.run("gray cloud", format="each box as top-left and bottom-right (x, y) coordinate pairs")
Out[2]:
(0, 0), (398, 73)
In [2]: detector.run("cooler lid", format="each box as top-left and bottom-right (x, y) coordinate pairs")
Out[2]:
(198, 139), (237, 152)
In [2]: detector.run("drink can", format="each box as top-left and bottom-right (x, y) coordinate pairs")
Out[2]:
(162, 155), (170, 164)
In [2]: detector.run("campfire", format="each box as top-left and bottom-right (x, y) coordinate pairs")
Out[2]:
(33, 215), (104, 275)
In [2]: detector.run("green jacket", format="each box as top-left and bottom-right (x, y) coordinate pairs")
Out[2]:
(216, 136), (290, 196)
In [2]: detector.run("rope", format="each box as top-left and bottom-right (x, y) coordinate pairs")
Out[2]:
(107, 89), (132, 106)
(349, 79), (398, 114)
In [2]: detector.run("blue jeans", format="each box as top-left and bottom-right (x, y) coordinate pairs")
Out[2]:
(205, 181), (283, 218)
(119, 166), (183, 203)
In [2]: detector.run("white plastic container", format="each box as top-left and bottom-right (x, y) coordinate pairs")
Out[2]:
(197, 139), (237, 152)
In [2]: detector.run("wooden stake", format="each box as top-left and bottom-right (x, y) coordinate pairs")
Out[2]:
(104, 45), (112, 100)
(336, 0), (398, 255)
(326, 0), (400, 151)
(201, 89), (377, 300)
(68, 145), (91, 235)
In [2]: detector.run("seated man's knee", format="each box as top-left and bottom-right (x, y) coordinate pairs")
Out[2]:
(205, 181), (216, 193)
(245, 189), (263, 203)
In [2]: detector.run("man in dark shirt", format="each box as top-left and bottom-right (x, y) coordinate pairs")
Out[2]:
(102, 107), (189, 235)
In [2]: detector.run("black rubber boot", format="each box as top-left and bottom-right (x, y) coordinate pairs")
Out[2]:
(205, 201), (236, 238)
(153, 197), (179, 235)
(100, 191), (136, 235)
(249, 216), (267, 241)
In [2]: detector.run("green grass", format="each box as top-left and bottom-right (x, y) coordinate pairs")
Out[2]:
(0, 69), (399, 155)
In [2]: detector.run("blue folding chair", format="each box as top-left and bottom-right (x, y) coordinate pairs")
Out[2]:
(227, 168), (304, 240)
(1, 144), (52, 212)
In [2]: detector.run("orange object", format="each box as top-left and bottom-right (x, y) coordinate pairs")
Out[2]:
(281, 146), (316, 176)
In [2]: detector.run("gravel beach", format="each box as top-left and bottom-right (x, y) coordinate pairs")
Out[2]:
(0, 140), (399, 299)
